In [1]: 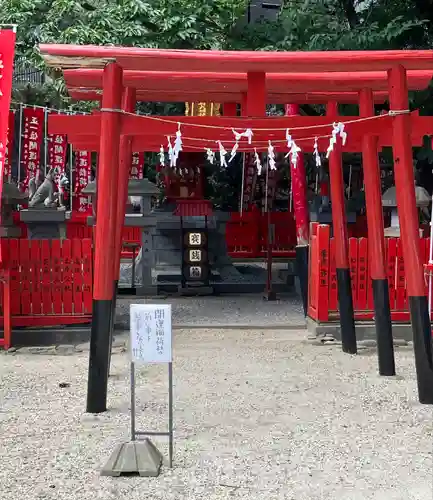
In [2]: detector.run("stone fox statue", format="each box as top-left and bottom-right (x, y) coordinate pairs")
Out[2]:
(28, 168), (58, 208)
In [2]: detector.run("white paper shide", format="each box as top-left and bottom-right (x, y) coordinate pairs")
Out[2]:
(130, 304), (172, 363)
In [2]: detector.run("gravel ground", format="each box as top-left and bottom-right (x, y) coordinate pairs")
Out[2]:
(116, 294), (305, 328)
(0, 329), (431, 500)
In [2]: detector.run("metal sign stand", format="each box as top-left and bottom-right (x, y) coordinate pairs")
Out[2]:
(101, 304), (173, 477)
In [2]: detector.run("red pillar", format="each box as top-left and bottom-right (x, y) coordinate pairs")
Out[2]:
(285, 103), (309, 315)
(359, 88), (395, 375)
(246, 72), (275, 300)
(388, 65), (433, 403)
(241, 93), (248, 116)
(247, 72), (266, 116)
(114, 88), (136, 283)
(106, 87), (136, 375)
(223, 102), (237, 117)
(87, 62), (123, 414)
(326, 100), (357, 353)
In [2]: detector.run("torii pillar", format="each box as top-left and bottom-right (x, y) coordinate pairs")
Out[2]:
(86, 62), (123, 413)
(247, 72), (276, 300)
(107, 87), (136, 376)
(326, 100), (357, 354)
(359, 88), (395, 376)
(388, 66), (433, 404)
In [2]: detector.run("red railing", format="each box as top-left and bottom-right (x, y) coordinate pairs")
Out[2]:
(0, 238), (93, 349)
(13, 209), (298, 260)
(66, 213), (141, 259)
(226, 211), (297, 258)
(65, 210), (298, 259)
(308, 223), (430, 323)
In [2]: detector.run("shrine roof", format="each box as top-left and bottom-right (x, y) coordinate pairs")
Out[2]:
(39, 45), (433, 73)
(62, 69), (433, 94)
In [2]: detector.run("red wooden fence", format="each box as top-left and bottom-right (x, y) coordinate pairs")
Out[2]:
(0, 238), (93, 349)
(66, 214), (141, 258)
(66, 210), (299, 259)
(308, 223), (430, 323)
(226, 211), (297, 258)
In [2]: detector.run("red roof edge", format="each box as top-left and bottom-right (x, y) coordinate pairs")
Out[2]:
(173, 199), (213, 217)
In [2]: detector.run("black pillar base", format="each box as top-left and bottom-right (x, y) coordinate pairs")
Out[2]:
(86, 298), (114, 413)
(336, 268), (357, 354)
(107, 280), (119, 379)
(408, 296), (433, 405)
(372, 279), (396, 376)
(295, 245), (309, 317)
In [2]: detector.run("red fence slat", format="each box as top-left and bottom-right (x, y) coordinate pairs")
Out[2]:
(395, 240), (406, 311)
(30, 241), (42, 315)
(9, 239), (20, 315)
(19, 240), (31, 315)
(317, 224), (330, 322)
(72, 239), (84, 315)
(61, 239), (73, 315)
(51, 239), (63, 315)
(387, 238), (397, 311)
(82, 239), (93, 314)
(329, 238), (338, 312)
(349, 238), (358, 310)
(41, 240), (53, 315)
(357, 238), (368, 311)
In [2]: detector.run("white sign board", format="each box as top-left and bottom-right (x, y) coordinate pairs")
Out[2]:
(130, 304), (172, 364)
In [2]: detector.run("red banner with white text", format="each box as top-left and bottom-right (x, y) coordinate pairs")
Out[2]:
(0, 28), (16, 264)
(48, 132), (67, 175)
(73, 150), (92, 213)
(21, 107), (44, 188)
(3, 110), (15, 180)
(130, 151), (144, 179)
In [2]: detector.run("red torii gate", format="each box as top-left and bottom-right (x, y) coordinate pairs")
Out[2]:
(39, 44), (433, 411)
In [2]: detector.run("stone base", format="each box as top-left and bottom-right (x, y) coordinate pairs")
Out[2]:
(177, 285), (214, 296)
(0, 226), (22, 238)
(25, 222), (66, 239)
(20, 209), (67, 239)
(101, 439), (163, 477)
(307, 316), (414, 342)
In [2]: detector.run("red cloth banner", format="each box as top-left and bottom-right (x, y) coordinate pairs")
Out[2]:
(3, 110), (15, 180)
(130, 151), (144, 179)
(48, 132), (67, 175)
(285, 104), (309, 245)
(21, 107), (44, 187)
(73, 150), (92, 212)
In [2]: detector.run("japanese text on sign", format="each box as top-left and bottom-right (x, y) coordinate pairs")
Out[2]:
(74, 150), (91, 212)
(188, 233), (202, 246)
(130, 304), (172, 363)
(130, 152), (144, 179)
(189, 249), (202, 262)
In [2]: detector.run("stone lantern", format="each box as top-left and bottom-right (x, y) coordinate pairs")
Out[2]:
(83, 178), (159, 295)
(382, 183), (430, 237)
(1, 182), (28, 238)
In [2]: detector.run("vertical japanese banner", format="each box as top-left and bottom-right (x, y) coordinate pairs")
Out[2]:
(48, 130), (67, 176)
(3, 110), (15, 180)
(0, 28), (17, 264)
(130, 152), (144, 179)
(73, 150), (92, 213)
(21, 107), (44, 187)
